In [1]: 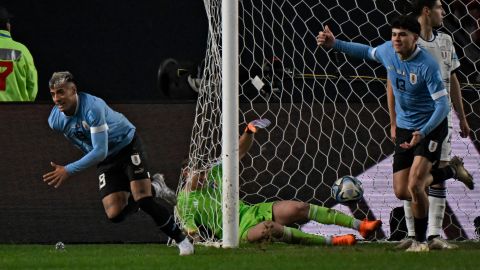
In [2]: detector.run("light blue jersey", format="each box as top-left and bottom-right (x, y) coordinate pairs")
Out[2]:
(48, 92), (135, 174)
(333, 40), (449, 137)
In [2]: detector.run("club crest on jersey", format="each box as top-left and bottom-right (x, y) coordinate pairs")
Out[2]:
(428, 140), (438, 152)
(409, 73), (417, 84)
(131, 154), (141, 166)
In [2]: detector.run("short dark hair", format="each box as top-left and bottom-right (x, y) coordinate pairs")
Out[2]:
(390, 15), (421, 35)
(411, 0), (438, 17)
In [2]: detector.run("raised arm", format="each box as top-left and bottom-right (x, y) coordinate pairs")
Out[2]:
(239, 119), (271, 160)
(317, 25), (377, 62)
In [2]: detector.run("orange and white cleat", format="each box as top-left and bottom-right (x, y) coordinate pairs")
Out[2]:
(332, 234), (357, 246)
(359, 219), (382, 239)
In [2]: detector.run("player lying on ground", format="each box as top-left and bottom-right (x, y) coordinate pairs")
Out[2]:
(175, 119), (382, 246)
(42, 71), (193, 255)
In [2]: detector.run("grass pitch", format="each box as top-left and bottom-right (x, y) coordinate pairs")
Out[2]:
(1, 242), (479, 270)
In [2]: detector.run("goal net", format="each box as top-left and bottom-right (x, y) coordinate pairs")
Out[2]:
(175, 0), (480, 245)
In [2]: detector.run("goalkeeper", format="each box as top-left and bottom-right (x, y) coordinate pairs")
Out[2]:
(175, 119), (381, 246)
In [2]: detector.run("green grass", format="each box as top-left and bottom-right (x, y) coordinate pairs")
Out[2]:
(1, 242), (480, 270)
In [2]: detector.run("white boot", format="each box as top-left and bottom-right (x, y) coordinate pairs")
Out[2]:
(178, 237), (194, 256)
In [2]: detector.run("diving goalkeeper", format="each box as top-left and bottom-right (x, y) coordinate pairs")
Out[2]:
(175, 119), (381, 245)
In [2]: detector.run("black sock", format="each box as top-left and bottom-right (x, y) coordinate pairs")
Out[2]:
(125, 194), (139, 214)
(108, 196), (139, 223)
(414, 217), (428, 242)
(430, 166), (455, 186)
(137, 196), (185, 242)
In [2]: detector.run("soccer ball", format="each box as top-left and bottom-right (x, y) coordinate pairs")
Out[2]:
(331, 175), (364, 203)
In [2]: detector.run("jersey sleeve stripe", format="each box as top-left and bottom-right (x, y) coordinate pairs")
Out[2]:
(431, 89), (448, 100)
(90, 124), (109, 133)
(370, 47), (378, 61)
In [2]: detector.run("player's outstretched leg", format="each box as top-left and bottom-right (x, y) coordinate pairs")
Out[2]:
(308, 204), (382, 239)
(246, 221), (356, 246)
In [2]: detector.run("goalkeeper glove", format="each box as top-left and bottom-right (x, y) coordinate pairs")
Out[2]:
(245, 118), (271, 133)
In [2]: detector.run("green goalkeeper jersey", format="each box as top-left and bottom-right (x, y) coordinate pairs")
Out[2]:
(0, 30), (37, 102)
(177, 164), (246, 238)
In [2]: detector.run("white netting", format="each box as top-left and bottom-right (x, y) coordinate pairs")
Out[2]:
(176, 0), (480, 244)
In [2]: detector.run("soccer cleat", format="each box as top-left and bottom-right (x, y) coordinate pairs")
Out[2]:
(331, 234), (356, 246)
(178, 237), (195, 256)
(152, 173), (177, 206)
(395, 237), (414, 250)
(450, 156), (474, 190)
(359, 219), (382, 239)
(428, 236), (458, 250)
(406, 241), (429, 252)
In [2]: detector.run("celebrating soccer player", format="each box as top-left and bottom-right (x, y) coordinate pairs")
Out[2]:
(317, 15), (473, 251)
(388, 0), (472, 250)
(43, 71), (194, 255)
(176, 119), (381, 246)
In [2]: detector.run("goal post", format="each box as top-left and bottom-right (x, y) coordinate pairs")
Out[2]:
(221, 0), (240, 248)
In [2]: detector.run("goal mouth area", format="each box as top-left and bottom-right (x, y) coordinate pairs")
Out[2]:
(175, 0), (480, 245)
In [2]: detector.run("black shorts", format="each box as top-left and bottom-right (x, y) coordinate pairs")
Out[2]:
(96, 134), (151, 198)
(393, 118), (448, 173)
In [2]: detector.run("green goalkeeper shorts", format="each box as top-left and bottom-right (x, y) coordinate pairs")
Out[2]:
(239, 202), (274, 241)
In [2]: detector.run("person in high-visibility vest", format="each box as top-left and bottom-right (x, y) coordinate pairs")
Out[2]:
(0, 6), (37, 102)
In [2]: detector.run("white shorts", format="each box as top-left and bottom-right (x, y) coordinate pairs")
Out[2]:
(440, 112), (453, 162)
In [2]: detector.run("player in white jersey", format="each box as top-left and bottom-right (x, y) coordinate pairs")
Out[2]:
(387, 0), (472, 250)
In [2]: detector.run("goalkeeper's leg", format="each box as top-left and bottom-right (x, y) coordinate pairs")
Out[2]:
(245, 221), (356, 246)
(272, 201), (381, 239)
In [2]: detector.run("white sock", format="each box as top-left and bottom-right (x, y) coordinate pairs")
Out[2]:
(427, 187), (447, 237)
(404, 200), (415, 237)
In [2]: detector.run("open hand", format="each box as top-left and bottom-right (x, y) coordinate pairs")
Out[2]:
(43, 162), (70, 188)
(400, 131), (422, 149)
